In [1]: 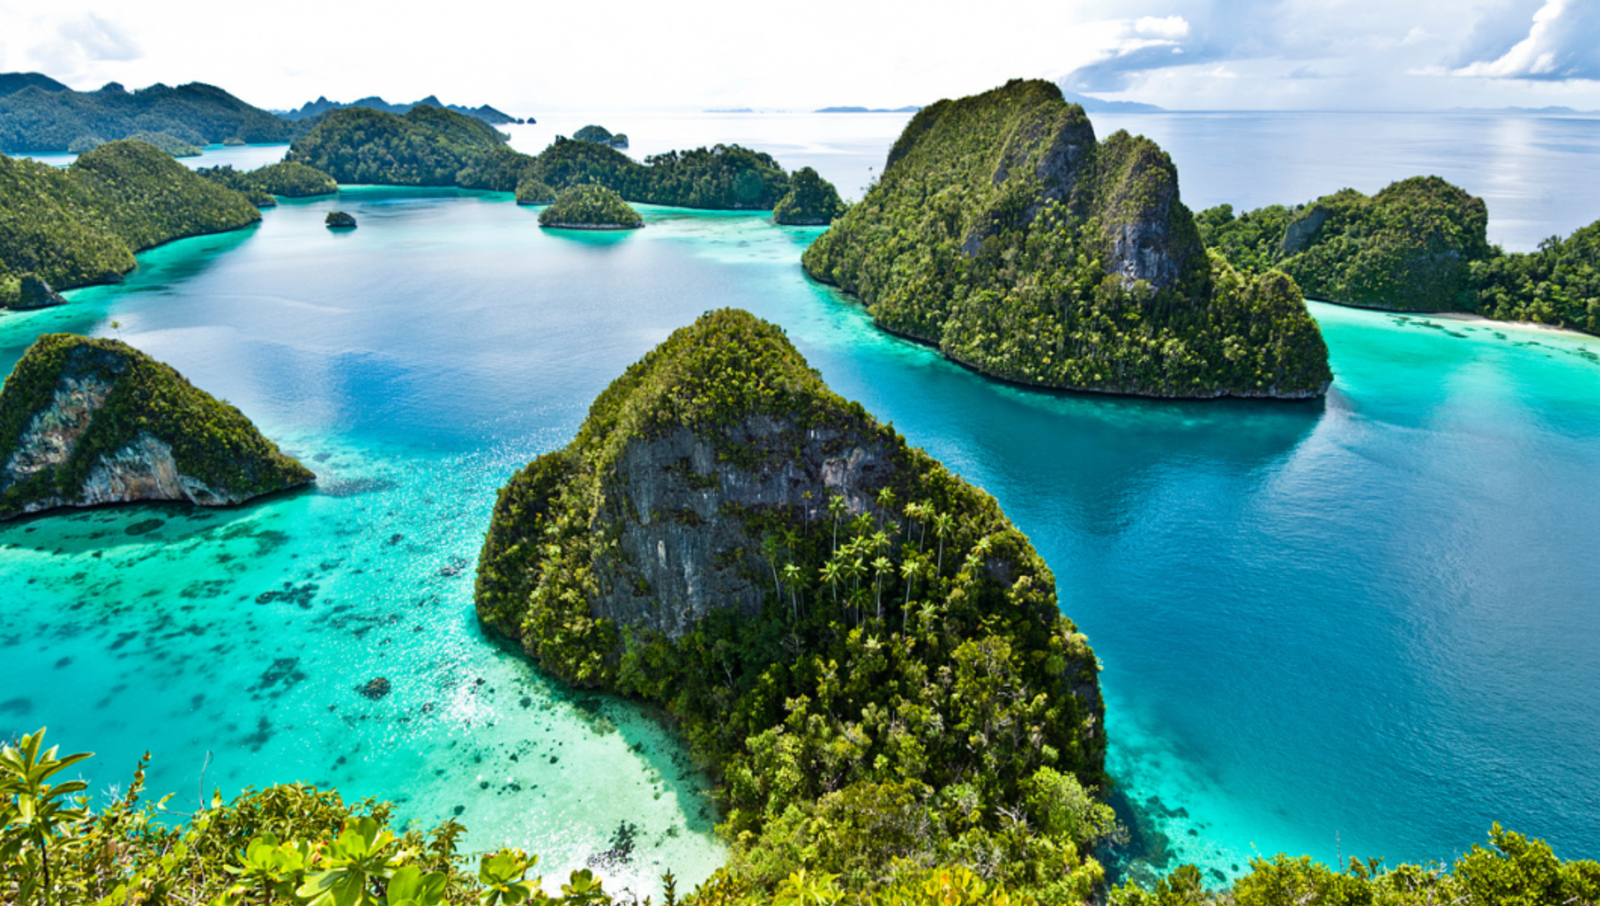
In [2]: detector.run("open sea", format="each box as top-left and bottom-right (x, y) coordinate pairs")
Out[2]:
(3, 109), (1599, 891)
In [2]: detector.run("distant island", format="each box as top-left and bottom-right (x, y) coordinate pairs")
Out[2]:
(1057, 88), (1165, 113)
(803, 79), (1332, 399)
(703, 107), (755, 113)
(0, 73), (299, 152)
(537, 184), (642, 229)
(815, 105), (923, 113)
(1201, 178), (1600, 334)
(277, 93), (530, 125)
(197, 160), (338, 202)
(572, 124), (628, 149)
(0, 334), (313, 519)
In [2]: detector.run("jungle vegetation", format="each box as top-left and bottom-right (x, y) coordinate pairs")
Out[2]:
(0, 77), (299, 153)
(1195, 177), (1492, 312)
(773, 167), (846, 225)
(0, 334), (314, 519)
(198, 161), (338, 198)
(1473, 217), (1600, 332)
(286, 107), (827, 211)
(3, 727), (1595, 906)
(802, 79), (1332, 399)
(0, 140), (260, 307)
(515, 178), (556, 205)
(477, 310), (1110, 899)
(538, 184), (643, 229)
(124, 131), (201, 157)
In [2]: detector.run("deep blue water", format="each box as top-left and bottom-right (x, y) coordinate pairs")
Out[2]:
(1, 183), (1598, 888)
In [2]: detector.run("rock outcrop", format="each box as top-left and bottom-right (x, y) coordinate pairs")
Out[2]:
(475, 310), (1106, 836)
(0, 335), (313, 519)
(11, 274), (66, 310)
(803, 78), (1332, 399)
(325, 211), (357, 229)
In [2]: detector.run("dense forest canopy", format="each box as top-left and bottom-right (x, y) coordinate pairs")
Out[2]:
(1200, 180), (1600, 333)
(538, 183), (642, 228)
(0, 140), (259, 307)
(198, 160), (338, 199)
(803, 79), (1332, 399)
(0, 77), (300, 152)
(477, 309), (1109, 898)
(773, 166), (847, 225)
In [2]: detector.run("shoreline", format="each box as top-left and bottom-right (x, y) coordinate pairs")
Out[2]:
(1305, 299), (1596, 341)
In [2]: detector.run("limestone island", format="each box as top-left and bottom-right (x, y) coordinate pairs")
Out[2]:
(514, 177), (556, 205)
(573, 124), (629, 149)
(325, 211), (357, 229)
(773, 165), (846, 225)
(0, 334), (314, 520)
(803, 79), (1332, 400)
(199, 161), (339, 200)
(477, 308), (1108, 895)
(538, 184), (642, 230)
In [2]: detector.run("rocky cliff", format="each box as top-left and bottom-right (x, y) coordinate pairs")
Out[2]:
(0, 334), (313, 519)
(803, 79), (1332, 399)
(476, 309), (1108, 888)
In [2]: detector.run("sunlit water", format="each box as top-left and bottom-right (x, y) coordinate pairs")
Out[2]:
(1, 119), (1599, 891)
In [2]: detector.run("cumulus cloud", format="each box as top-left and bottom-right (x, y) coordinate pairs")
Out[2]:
(1452, 0), (1600, 80)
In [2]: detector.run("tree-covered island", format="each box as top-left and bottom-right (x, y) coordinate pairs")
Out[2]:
(573, 124), (629, 148)
(773, 166), (847, 225)
(1199, 179), (1600, 334)
(802, 80), (1333, 400)
(537, 184), (643, 229)
(0, 334), (314, 519)
(197, 160), (338, 199)
(0, 139), (260, 309)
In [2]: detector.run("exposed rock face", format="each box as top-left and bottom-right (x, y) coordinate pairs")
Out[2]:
(592, 418), (898, 640)
(13, 274), (67, 310)
(0, 334), (314, 519)
(1281, 205), (1330, 254)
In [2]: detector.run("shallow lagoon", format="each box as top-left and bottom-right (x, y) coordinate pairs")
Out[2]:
(1, 188), (1598, 890)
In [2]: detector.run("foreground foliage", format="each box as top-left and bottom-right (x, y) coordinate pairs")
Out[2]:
(0, 140), (260, 305)
(6, 729), (1598, 906)
(538, 184), (643, 228)
(0, 79), (298, 153)
(286, 106), (831, 211)
(477, 309), (1110, 898)
(0, 334), (314, 519)
(802, 80), (1331, 399)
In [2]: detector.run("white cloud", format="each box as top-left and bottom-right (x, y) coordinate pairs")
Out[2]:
(1134, 15), (1191, 39)
(58, 14), (141, 62)
(1452, 0), (1600, 80)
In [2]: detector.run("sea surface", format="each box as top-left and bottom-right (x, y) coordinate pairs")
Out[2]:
(1, 110), (1599, 892)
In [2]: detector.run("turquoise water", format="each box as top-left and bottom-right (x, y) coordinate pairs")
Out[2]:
(2, 189), (1598, 890)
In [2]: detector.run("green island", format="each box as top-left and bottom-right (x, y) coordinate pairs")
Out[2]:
(0, 139), (260, 309)
(0, 74), (299, 153)
(326, 211), (358, 229)
(574, 124), (630, 149)
(123, 130), (201, 157)
(1198, 178), (1600, 333)
(198, 161), (339, 199)
(0, 334), (314, 520)
(286, 105), (828, 210)
(801, 80), (1332, 400)
(773, 166), (847, 225)
(516, 178), (556, 205)
(538, 184), (643, 229)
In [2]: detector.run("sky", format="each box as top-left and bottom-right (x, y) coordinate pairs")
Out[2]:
(0, 0), (1596, 113)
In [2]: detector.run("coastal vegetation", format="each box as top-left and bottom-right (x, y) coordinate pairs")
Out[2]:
(124, 130), (201, 157)
(0, 139), (259, 305)
(1195, 177), (1491, 312)
(802, 79), (1332, 399)
(773, 167), (846, 225)
(285, 106), (828, 210)
(1199, 179), (1600, 333)
(326, 211), (358, 229)
(573, 124), (629, 148)
(0, 76), (298, 152)
(516, 178), (556, 205)
(198, 161), (339, 198)
(477, 309), (1109, 897)
(0, 334), (314, 519)
(538, 184), (642, 229)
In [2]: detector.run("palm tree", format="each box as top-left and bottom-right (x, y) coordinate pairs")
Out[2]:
(872, 556), (893, 620)
(820, 558), (843, 608)
(933, 511), (955, 576)
(781, 563), (804, 620)
(827, 494), (849, 554)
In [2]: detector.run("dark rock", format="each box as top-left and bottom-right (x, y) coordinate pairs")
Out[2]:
(13, 274), (66, 311)
(357, 676), (391, 699)
(325, 211), (357, 229)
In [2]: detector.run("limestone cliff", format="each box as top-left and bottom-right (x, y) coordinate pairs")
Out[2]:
(476, 310), (1106, 872)
(803, 79), (1332, 400)
(0, 334), (313, 519)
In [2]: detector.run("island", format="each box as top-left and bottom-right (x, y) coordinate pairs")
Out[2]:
(515, 178), (556, 205)
(476, 308), (1109, 896)
(802, 79), (1332, 400)
(0, 334), (314, 520)
(325, 211), (357, 229)
(573, 124), (629, 149)
(772, 166), (846, 225)
(1199, 181), (1600, 335)
(537, 184), (642, 229)
(0, 74), (299, 153)
(197, 160), (338, 198)
(124, 130), (200, 157)
(278, 93), (529, 125)
(0, 139), (260, 307)
(285, 105), (838, 211)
